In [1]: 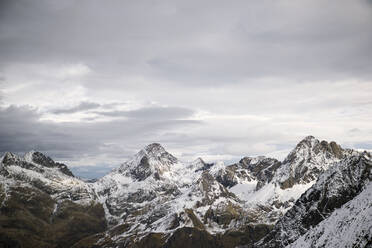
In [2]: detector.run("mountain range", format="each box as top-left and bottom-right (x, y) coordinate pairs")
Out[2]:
(0, 136), (371, 248)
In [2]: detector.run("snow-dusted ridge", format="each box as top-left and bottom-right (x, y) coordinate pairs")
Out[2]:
(257, 152), (372, 248)
(287, 181), (372, 248)
(0, 151), (95, 205)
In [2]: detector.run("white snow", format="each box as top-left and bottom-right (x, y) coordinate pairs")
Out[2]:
(230, 181), (257, 201)
(287, 181), (372, 248)
(231, 180), (314, 206)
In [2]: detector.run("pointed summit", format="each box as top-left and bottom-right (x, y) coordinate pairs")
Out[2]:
(2, 152), (21, 166)
(144, 142), (165, 153)
(119, 143), (178, 181)
(289, 136), (345, 161)
(297, 135), (316, 146)
(1, 150), (74, 177)
(27, 151), (56, 168)
(141, 143), (178, 164)
(275, 136), (347, 189)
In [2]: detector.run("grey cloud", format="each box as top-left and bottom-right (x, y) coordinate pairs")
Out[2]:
(349, 128), (361, 133)
(0, 105), (201, 163)
(94, 106), (195, 120)
(52, 101), (100, 114)
(0, 0), (371, 83)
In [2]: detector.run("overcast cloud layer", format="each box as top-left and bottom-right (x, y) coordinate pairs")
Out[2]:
(1, 0), (372, 178)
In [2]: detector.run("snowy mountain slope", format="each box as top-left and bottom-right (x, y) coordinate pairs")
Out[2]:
(214, 155), (312, 224)
(287, 181), (372, 248)
(0, 151), (106, 248)
(210, 136), (353, 225)
(257, 152), (372, 248)
(0, 151), (95, 204)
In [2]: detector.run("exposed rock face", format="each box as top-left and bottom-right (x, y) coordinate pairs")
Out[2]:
(241, 156), (282, 190)
(0, 151), (105, 248)
(274, 136), (354, 189)
(119, 143), (178, 181)
(28, 151), (75, 177)
(2, 151), (74, 177)
(214, 156), (281, 192)
(287, 180), (372, 248)
(0, 152), (95, 203)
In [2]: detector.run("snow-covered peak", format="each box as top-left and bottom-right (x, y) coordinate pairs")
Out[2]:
(0, 151), (93, 205)
(285, 136), (344, 162)
(274, 136), (347, 189)
(118, 143), (178, 181)
(2, 152), (21, 165)
(298, 135), (316, 144)
(286, 135), (319, 158)
(1, 150), (75, 177)
(258, 153), (372, 247)
(143, 142), (167, 155)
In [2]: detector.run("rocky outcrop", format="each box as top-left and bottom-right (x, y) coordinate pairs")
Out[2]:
(28, 151), (74, 177)
(274, 136), (353, 189)
(215, 156), (280, 190)
(120, 143), (178, 181)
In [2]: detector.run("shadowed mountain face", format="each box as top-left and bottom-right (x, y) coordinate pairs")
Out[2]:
(0, 152), (106, 248)
(0, 136), (370, 248)
(256, 152), (372, 248)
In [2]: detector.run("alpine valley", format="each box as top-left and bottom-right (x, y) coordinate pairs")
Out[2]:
(0, 136), (371, 248)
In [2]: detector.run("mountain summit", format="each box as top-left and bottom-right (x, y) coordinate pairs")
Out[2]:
(1, 150), (74, 177)
(118, 143), (178, 181)
(274, 135), (353, 189)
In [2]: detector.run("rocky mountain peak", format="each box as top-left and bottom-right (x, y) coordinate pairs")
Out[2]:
(1, 150), (74, 177)
(140, 143), (178, 163)
(290, 136), (344, 160)
(319, 140), (343, 158)
(275, 136), (346, 189)
(119, 143), (178, 181)
(28, 151), (55, 167)
(2, 152), (21, 166)
(259, 153), (372, 247)
(30, 151), (75, 177)
(297, 135), (316, 144)
(143, 142), (166, 154)
(290, 135), (319, 155)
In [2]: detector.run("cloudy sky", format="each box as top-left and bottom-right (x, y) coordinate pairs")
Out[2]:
(1, 0), (372, 178)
